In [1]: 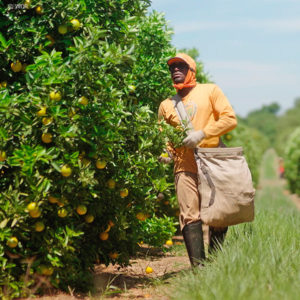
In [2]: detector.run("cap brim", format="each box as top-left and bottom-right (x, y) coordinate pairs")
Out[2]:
(167, 57), (188, 66)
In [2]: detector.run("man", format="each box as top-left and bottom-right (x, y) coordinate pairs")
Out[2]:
(158, 53), (237, 266)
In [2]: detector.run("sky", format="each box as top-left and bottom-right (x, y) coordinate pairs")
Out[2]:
(149, 0), (300, 117)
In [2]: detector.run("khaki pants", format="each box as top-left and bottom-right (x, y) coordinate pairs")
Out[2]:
(175, 171), (209, 245)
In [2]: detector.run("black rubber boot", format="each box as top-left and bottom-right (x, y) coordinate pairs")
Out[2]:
(182, 221), (206, 267)
(208, 226), (228, 254)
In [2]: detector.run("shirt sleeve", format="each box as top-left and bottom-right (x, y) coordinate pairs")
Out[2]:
(203, 85), (237, 138)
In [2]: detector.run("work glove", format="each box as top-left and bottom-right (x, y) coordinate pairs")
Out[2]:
(158, 152), (173, 164)
(158, 156), (173, 164)
(183, 130), (205, 148)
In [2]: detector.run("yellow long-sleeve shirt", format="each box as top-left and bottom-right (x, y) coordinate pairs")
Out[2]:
(158, 83), (237, 174)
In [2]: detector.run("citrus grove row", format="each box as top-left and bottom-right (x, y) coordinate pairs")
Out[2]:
(0, 0), (266, 298)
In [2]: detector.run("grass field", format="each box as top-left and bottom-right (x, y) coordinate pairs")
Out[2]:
(168, 149), (300, 300)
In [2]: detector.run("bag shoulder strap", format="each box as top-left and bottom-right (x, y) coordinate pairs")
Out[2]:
(171, 94), (194, 133)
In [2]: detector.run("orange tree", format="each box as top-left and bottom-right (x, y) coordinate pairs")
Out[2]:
(0, 0), (189, 297)
(284, 127), (300, 196)
(223, 122), (269, 186)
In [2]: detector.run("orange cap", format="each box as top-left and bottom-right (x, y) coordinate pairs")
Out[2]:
(167, 53), (197, 90)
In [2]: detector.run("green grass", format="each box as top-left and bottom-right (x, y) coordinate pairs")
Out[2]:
(166, 150), (300, 300)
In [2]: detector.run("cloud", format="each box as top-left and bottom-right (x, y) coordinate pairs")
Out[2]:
(175, 19), (300, 34)
(205, 60), (299, 89)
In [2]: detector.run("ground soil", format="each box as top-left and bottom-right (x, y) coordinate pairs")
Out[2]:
(21, 236), (190, 300)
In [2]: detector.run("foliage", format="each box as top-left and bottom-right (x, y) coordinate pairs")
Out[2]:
(0, 0), (186, 297)
(137, 215), (177, 247)
(223, 123), (269, 186)
(243, 102), (280, 145)
(284, 127), (300, 195)
(274, 98), (300, 156)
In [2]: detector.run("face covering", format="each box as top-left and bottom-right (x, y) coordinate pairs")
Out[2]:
(167, 53), (197, 90)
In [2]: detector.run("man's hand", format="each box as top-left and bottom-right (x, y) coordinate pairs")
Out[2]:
(183, 130), (205, 148)
(158, 152), (173, 164)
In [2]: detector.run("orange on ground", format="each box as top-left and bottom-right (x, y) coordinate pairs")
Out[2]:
(145, 266), (153, 274)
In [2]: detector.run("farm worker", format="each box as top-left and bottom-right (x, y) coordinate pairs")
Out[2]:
(158, 53), (237, 267)
(278, 157), (285, 179)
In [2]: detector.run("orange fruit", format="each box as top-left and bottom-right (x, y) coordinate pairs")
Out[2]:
(128, 85), (136, 93)
(165, 240), (173, 246)
(99, 232), (109, 241)
(35, 221), (45, 232)
(43, 266), (54, 276)
(58, 25), (68, 35)
(145, 266), (153, 274)
(11, 61), (22, 72)
(24, 0), (31, 8)
(27, 202), (37, 212)
(49, 91), (61, 101)
(109, 252), (119, 259)
(58, 208), (68, 218)
(78, 96), (88, 105)
(41, 133), (52, 143)
(35, 5), (43, 14)
(29, 208), (41, 218)
(136, 212), (146, 221)
(76, 205), (87, 215)
(85, 214), (94, 223)
(0, 81), (7, 88)
(48, 195), (59, 204)
(37, 106), (47, 117)
(61, 165), (72, 177)
(39, 265), (54, 276)
(120, 188), (129, 198)
(7, 237), (18, 248)
(70, 19), (81, 30)
(0, 151), (7, 162)
(107, 179), (116, 189)
(42, 117), (53, 125)
(104, 224), (111, 233)
(96, 159), (107, 169)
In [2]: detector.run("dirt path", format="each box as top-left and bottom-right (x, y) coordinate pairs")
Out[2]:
(22, 236), (190, 300)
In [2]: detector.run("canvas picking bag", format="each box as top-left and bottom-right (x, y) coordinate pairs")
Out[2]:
(172, 94), (255, 227)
